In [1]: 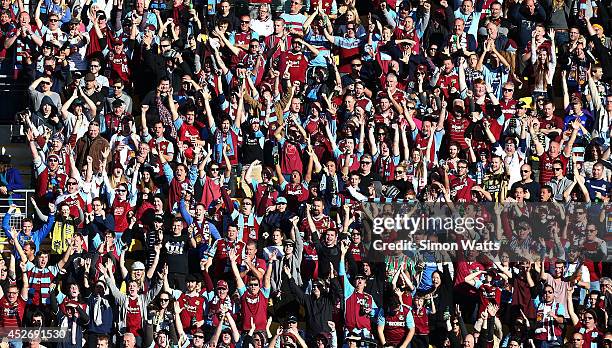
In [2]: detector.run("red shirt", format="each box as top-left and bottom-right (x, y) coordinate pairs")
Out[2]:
(500, 99), (518, 121)
(300, 215), (336, 237)
(383, 304), (413, 345)
(438, 71), (460, 98)
(412, 306), (429, 335)
(108, 51), (130, 82)
(449, 174), (475, 202)
(0, 296), (26, 328)
(240, 291), (268, 331)
(538, 153), (568, 184)
(279, 141), (303, 176)
(574, 322), (603, 348)
(178, 122), (202, 144)
(278, 50), (308, 83)
(446, 113), (471, 149)
(209, 239), (246, 278)
(178, 293), (205, 333)
(283, 182), (309, 208)
(345, 291), (373, 332)
(112, 199), (132, 233)
(539, 116), (564, 141)
(477, 282), (501, 315)
(126, 297), (143, 336)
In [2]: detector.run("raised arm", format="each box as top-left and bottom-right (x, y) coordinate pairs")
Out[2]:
(19, 261), (29, 300)
(229, 248), (245, 289)
(9, 228), (27, 261)
(213, 29), (241, 56)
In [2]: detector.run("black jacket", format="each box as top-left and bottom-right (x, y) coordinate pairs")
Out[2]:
(287, 277), (341, 335)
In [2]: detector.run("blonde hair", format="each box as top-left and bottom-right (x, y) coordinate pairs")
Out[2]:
(344, 6), (361, 25)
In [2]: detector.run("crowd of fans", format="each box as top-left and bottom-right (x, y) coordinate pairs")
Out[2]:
(0, 0), (610, 345)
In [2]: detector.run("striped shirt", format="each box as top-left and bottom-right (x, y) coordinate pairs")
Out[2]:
(279, 13), (307, 33)
(26, 262), (60, 305)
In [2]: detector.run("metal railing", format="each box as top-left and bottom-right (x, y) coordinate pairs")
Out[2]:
(0, 189), (36, 243)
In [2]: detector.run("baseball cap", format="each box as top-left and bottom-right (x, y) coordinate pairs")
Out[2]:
(217, 280), (228, 289)
(346, 332), (362, 342)
(153, 215), (164, 223)
(286, 315), (298, 323)
(354, 272), (367, 280)
(283, 239), (295, 246)
(84, 73), (96, 82)
(275, 196), (288, 204)
(131, 261), (145, 271)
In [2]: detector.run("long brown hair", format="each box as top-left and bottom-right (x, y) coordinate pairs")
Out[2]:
(533, 49), (550, 90)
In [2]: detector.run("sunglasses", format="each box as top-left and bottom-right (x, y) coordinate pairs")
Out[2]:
(193, 336), (204, 339)
(553, 167), (563, 171)
(248, 283), (259, 287)
(117, 189), (127, 193)
(361, 161), (372, 164)
(160, 298), (170, 302)
(503, 88), (513, 92)
(48, 158), (59, 162)
(49, 18), (59, 22)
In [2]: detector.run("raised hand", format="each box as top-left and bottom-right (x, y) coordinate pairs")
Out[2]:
(229, 248), (238, 262)
(290, 216), (299, 226)
(340, 240), (349, 255)
(101, 146), (111, 159)
(8, 227), (18, 240)
(486, 303), (499, 317)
